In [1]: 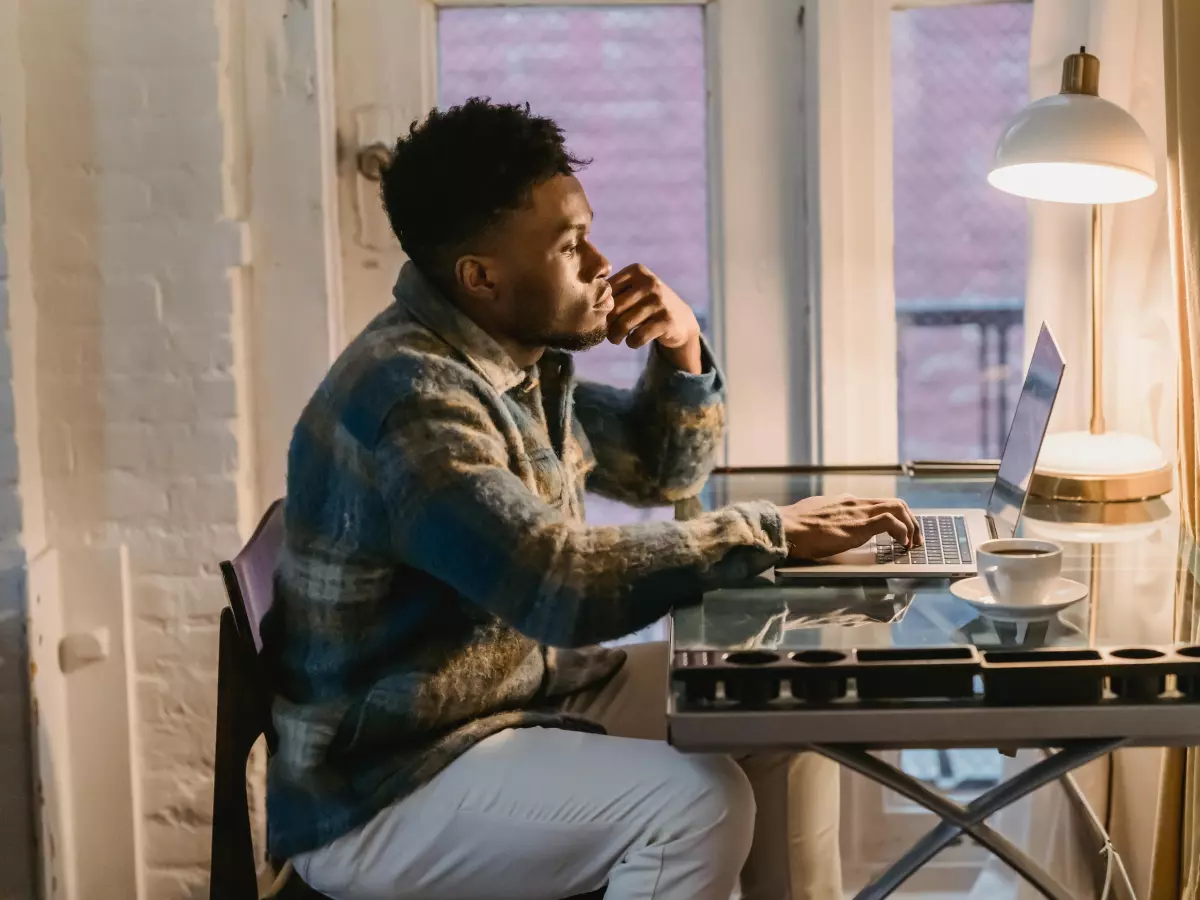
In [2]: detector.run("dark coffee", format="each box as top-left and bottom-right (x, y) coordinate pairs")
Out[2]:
(990, 548), (1052, 557)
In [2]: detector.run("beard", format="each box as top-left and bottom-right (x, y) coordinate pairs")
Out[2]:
(542, 325), (609, 353)
(506, 271), (610, 353)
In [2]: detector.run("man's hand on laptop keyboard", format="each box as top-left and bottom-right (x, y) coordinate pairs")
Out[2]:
(780, 494), (921, 560)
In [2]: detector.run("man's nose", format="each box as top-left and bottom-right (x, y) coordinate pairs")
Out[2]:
(594, 248), (612, 281)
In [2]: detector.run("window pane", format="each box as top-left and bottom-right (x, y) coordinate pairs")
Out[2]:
(438, 6), (710, 391)
(892, 2), (1033, 460)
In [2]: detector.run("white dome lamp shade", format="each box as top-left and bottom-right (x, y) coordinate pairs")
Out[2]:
(989, 48), (1170, 502)
(988, 48), (1157, 203)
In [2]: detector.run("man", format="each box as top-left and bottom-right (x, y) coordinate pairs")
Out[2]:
(266, 99), (920, 900)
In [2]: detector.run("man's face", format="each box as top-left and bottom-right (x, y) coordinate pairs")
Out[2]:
(469, 175), (614, 352)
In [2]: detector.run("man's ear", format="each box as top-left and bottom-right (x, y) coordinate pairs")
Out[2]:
(455, 255), (500, 303)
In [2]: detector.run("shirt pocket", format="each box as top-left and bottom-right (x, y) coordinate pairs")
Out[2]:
(528, 447), (566, 508)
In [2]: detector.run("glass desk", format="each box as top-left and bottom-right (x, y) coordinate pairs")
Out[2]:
(668, 468), (1200, 900)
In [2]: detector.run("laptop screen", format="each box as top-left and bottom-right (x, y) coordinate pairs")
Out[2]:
(985, 323), (1065, 538)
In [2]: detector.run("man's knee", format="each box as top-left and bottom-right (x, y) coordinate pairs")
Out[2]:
(670, 754), (756, 863)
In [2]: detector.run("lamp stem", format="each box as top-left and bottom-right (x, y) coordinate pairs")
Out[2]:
(1089, 203), (1106, 435)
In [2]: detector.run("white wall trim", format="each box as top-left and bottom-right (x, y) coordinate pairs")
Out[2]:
(807, 0), (900, 465)
(703, 5), (728, 467)
(53, 546), (140, 900)
(119, 545), (148, 900)
(333, 0), (437, 340)
(315, 0), (347, 361)
(240, 0), (346, 507)
(712, 0), (813, 465)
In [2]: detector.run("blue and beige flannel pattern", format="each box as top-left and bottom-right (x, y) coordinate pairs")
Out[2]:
(264, 262), (788, 858)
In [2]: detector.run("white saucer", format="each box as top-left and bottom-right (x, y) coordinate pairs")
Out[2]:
(950, 576), (1089, 622)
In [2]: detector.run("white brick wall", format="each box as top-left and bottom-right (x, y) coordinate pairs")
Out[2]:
(0, 119), (37, 900)
(6, 0), (248, 894)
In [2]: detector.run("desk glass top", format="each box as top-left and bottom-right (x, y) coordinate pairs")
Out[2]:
(672, 469), (1199, 655)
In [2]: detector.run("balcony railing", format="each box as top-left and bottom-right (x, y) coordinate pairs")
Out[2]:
(896, 298), (1025, 460)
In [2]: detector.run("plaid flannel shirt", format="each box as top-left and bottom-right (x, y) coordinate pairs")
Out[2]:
(264, 262), (787, 859)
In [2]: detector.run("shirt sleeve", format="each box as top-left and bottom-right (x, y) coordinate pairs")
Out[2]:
(573, 336), (725, 507)
(374, 359), (787, 648)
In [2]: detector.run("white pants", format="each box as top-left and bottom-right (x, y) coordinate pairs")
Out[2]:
(293, 642), (842, 900)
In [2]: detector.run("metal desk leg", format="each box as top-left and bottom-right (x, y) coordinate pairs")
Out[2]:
(814, 739), (1126, 900)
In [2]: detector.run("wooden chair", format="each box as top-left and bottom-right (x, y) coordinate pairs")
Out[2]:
(211, 499), (314, 899)
(211, 500), (604, 899)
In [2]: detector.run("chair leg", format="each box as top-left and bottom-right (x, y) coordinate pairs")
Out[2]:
(210, 609), (263, 900)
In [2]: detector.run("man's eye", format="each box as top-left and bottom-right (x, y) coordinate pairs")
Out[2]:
(563, 244), (578, 255)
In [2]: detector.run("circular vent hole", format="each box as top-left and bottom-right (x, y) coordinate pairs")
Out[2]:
(724, 651), (780, 666)
(1111, 648), (1165, 660)
(791, 650), (846, 664)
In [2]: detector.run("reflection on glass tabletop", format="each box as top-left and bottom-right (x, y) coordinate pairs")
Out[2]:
(673, 469), (1195, 655)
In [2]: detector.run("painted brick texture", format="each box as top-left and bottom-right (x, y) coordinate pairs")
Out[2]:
(15, 0), (245, 892)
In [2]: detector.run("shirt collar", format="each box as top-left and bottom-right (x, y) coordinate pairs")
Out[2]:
(392, 262), (528, 394)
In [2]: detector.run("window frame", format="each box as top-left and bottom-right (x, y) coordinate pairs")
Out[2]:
(804, 0), (899, 465)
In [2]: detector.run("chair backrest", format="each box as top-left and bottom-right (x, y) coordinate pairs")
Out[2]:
(211, 500), (285, 900)
(222, 499), (285, 653)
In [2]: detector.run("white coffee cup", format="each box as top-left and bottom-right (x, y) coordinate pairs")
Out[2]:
(977, 538), (1063, 606)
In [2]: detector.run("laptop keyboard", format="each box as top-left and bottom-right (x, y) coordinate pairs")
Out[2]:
(875, 515), (971, 566)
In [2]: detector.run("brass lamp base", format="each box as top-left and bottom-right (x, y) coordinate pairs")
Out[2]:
(1029, 430), (1173, 503)
(1029, 463), (1173, 503)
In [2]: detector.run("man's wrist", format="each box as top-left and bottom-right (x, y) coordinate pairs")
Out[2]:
(655, 332), (703, 375)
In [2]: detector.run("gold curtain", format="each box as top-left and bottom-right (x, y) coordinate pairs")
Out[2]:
(1151, 5), (1200, 896)
(1151, 541), (1200, 899)
(1164, 0), (1200, 537)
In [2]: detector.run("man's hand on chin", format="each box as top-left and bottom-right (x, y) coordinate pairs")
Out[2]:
(606, 263), (703, 374)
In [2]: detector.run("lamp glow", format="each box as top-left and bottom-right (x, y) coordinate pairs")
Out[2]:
(987, 162), (1156, 204)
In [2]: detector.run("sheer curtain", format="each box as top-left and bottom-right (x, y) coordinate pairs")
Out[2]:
(1161, 0), (1200, 539)
(1149, 1), (1200, 896)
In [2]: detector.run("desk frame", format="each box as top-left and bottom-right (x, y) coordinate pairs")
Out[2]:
(816, 740), (1121, 900)
(667, 697), (1200, 898)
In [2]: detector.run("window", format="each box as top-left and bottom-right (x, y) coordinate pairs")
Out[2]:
(892, 2), (1034, 461)
(438, 6), (711, 391)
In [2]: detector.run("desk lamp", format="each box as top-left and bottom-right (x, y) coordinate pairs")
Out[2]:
(988, 47), (1170, 501)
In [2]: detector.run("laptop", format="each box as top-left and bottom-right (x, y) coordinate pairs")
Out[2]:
(776, 322), (1065, 579)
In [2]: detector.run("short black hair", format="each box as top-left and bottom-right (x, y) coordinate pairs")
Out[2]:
(380, 98), (588, 287)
